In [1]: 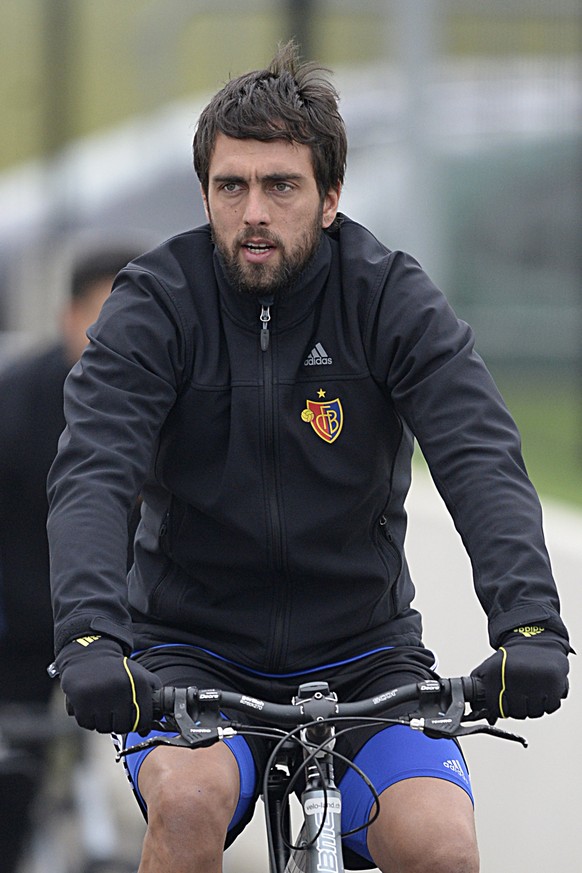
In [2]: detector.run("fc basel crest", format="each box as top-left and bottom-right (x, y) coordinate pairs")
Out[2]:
(301, 391), (343, 443)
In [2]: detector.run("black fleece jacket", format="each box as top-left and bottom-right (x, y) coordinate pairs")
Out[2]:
(47, 215), (569, 669)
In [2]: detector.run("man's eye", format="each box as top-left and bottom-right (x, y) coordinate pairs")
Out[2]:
(273, 182), (292, 193)
(223, 183), (240, 193)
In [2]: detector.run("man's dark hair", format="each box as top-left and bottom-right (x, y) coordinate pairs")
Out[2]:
(193, 41), (347, 199)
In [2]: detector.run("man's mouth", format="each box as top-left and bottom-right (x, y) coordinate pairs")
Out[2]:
(240, 239), (277, 263)
(242, 241), (275, 253)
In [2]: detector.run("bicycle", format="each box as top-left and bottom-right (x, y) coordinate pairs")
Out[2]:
(119, 675), (527, 873)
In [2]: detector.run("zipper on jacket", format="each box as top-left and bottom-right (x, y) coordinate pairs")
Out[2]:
(378, 514), (400, 557)
(159, 510), (169, 550)
(259, 300), (272, 351)
(378, 514), (403, 616)
(258, 296), (282, 568)
(258, 297), (289, 669)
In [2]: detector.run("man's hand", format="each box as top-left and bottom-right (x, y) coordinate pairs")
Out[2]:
(471, 626), (570, 722)
(56, 635), (161, 733)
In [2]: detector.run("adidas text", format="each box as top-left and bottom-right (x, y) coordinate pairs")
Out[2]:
(513, 625), (545, 638)
(304, 343), (333, 366)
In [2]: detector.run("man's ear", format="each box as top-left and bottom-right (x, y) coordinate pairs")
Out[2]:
(322, 185), (341, 229)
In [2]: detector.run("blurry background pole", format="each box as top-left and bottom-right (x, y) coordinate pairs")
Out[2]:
(14, 0), (78, 339)
(390, 0), (444, 285)
(285, 0), (316, 59)
(42, 0), (76, 231)
(136, 0), (318, 110)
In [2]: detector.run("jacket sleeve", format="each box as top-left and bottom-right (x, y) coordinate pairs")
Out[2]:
(47, 265), (191, 655)
(366, 250), (570, 649)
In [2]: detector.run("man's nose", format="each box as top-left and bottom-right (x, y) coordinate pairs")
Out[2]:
(243, 188), (270, 226)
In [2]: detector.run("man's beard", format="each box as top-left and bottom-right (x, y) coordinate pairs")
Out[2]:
(211, 212), (323, 298)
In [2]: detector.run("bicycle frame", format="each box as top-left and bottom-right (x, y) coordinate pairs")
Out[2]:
(265, 739), (344, 873)
(268, 682), (345, 873)
(281, 751), (344, 873)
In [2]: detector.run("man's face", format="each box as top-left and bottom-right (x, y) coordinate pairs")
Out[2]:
(202, 133), (340, 297)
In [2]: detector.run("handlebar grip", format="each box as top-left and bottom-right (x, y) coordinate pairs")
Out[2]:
(461, 676), (487, 711)
(152, 686), (176, 719)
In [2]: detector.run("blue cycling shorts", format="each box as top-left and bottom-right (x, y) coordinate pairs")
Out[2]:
(119, 720), (472, 864)
(338, 724), (472, 862)
(114, 644), (473, 866)
(118, 723), (256, 833)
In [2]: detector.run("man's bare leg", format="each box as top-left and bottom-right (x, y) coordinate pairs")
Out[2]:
(367, 777), (479, 873)
(137, 742), (240, 873)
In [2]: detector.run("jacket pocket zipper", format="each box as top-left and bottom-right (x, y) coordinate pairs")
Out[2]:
(377, 515), (403, 615)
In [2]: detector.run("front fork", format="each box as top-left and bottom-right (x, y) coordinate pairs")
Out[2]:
(267, 760), (294, 873)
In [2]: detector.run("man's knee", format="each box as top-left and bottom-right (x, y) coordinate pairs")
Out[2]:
(367, 779), (479, 873)
(140, 745), (240, 835)
(150, 780), (231, 846)
(395, 837), (479, 873)
(370, 828), (479, 873)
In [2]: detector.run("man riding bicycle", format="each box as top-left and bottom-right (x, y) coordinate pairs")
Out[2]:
(48, 42), (571, 873)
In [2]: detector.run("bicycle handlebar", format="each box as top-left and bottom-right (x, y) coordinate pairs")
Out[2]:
(152, 675), (484, 726)
(117, 675), (527, 760)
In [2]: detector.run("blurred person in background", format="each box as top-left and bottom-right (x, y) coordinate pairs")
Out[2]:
(0, 236), (146, 873)
(47, 43), (571, 873)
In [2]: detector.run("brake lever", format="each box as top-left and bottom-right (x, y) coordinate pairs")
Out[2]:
(422, 720), (528, 747)
(409, 677), (528, 747)
(118, 687), (235, 761)
(117, 732), (197, 759)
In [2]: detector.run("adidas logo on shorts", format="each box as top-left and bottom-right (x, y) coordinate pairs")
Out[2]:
(304, 343), (333, 366)
(443, 758), (468, 784)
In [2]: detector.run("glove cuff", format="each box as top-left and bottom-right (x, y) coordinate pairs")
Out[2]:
(55, 634), (124, 671)
(500, 626), (572, 654)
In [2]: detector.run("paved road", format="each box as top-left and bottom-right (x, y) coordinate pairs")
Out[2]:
(224, 467), (581, 872)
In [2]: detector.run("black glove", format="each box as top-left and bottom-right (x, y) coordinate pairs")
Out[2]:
(471, 626), (570, 722)
(56, 635), (161, 733)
